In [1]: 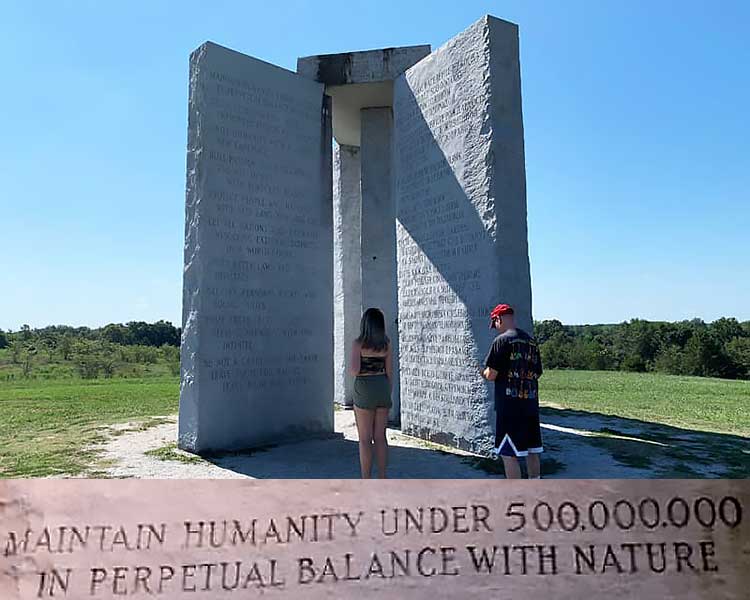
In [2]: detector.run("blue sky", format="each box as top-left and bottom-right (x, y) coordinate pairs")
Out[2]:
(1, 1), (748, 330)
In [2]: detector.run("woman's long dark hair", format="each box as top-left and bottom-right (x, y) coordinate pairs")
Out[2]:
(357, 307), (389, 351)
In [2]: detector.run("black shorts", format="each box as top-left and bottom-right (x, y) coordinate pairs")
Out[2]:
(494, 408), (543, 457)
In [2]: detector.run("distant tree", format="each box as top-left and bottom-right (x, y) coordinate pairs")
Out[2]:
(9, 340), (22, 364)
(21, 344), (37, 378)
(682, 330), (738, 378)
(0, 329), (8, 349)
(710, 317), (744, 344)
(661, 320), (696, 348)
(76, 356), (101, 379)
(59, 335), (73, 360)
(654, 345), (690, 376)
(588, 342), (617, 371)
(621, 352), (648, 372)
(534, 320), (566, 345)
(99, 320), (180, 347)
(725, 337), (750, 379)
(162, 344), (180, 376)
(144, 320), (180, 346)
(539, 332), (573, 369)
(622, 319), (661, 367)
(39, 334), (57, 361)
(163, 321), (181, 346)
(101, 323), (128, 345)
(20, 324), (31, 341)
(101, 357), (116, 378)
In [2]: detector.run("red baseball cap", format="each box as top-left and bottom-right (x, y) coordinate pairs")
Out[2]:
(490, 304), (514, 328)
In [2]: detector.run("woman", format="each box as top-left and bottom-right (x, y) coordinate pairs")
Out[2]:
(349, 307), (392, 479)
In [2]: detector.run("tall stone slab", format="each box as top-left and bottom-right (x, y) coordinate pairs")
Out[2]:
(333, 143), (361, 407)
(180, 42), (334, 453)
(394, 16), (532, 452)
(360, 108), (400, 422)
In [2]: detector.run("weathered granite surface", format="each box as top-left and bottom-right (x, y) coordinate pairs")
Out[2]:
(297, 46), (430, 147)
(360, 108), (400, 422)
(179, 42), (333, 453)
(297, 45), (431, 85)
(333, 143), (361, 407)
(394, 16), (532, 453)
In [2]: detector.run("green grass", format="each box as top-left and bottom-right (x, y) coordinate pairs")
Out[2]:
(0, 369), (747, 478)
(144, 442), (204, 464)
(0, 377), (178, 477)
(540, 370), (750, 437)
(539, 371), (749, 477)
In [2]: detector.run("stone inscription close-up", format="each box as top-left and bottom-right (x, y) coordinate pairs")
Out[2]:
(1, 480), (747, 598)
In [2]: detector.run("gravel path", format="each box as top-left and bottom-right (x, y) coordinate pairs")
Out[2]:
(88, 410), (678, 479)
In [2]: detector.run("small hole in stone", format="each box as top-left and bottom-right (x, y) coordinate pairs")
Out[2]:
(372, 256), (377, 260)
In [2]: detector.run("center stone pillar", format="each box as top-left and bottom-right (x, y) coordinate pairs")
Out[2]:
(333, 144), (362, 408)
(360, 107), (400, 422)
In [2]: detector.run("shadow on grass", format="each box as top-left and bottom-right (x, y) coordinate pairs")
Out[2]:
(540, 407), (750, 478)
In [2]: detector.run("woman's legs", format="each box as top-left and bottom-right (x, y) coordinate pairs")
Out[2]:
(373, 407), (390, 479)
(354, 406), (375, 478)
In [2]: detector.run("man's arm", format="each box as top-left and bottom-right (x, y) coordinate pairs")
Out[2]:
(482, 339), (503, 381)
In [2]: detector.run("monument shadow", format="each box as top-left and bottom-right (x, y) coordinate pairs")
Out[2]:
(395, 101), (524, 451)
(394, 17), (532, 455)
(539, 406), (750, 478)
(200, 429), (494, 479)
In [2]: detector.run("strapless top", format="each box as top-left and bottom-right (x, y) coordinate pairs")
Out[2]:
(360, 355), (386, 375)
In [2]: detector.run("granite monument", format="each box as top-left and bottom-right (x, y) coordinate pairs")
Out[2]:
(179, 15), (531, 455)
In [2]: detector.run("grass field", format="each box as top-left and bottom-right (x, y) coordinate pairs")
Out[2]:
(0, 377), (178, 477)
(540, 370), (750, 437)
(0, 370), (747, 477)
(539, 371), (749, 478)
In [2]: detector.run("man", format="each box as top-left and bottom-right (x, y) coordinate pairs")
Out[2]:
(481, 303), (544, 479)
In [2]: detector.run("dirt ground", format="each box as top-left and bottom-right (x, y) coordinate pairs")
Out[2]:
(85, 406), (747, 479)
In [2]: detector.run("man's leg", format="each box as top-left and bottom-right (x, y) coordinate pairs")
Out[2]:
(526, 453), (541, 479)
(501, 456), (522, 479)
(525, 415), (544, 479)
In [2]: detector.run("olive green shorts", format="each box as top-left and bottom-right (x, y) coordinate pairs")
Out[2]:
(353, 374), (392, 410)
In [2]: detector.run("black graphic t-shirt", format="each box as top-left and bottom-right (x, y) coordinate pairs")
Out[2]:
(484, 329), (543, 417)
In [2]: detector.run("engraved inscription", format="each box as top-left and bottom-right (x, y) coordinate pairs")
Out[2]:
(394, 25), (496, 450)
(181, 44), (332, 450)
(3, 480), (746, 598)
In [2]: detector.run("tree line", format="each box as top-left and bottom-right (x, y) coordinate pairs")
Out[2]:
(534, 318), (750, 380)
(0, 321), (181, 379)
(0, 320), (180, 350)
(2, 318), (749, 381)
